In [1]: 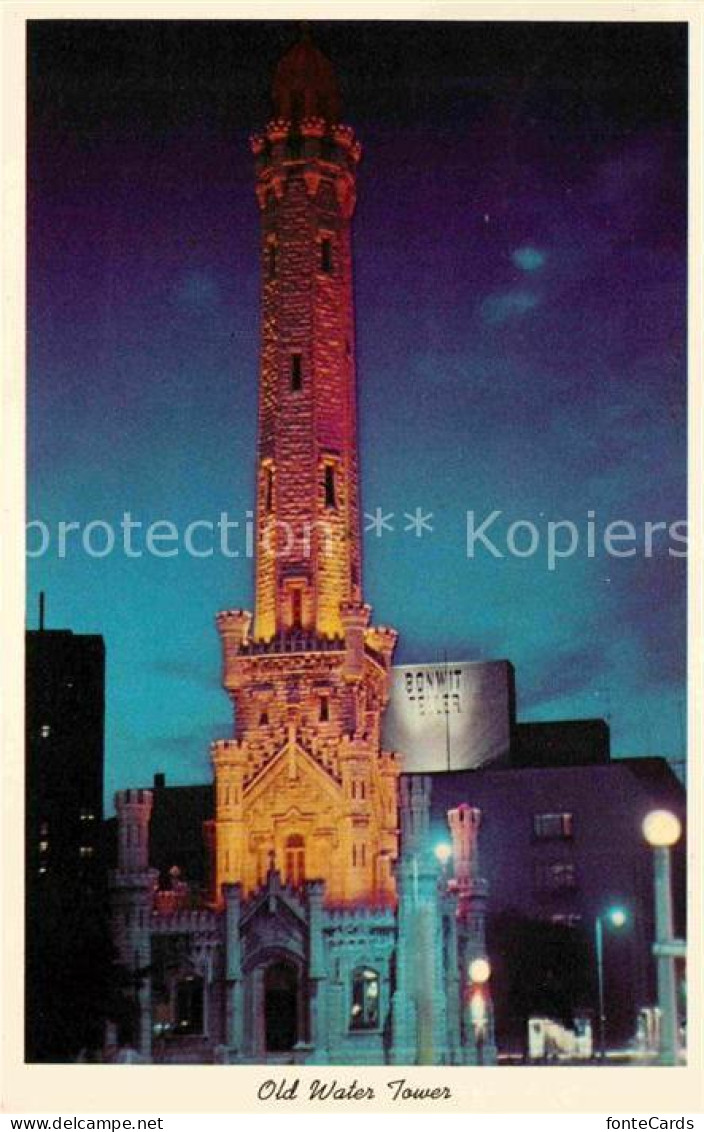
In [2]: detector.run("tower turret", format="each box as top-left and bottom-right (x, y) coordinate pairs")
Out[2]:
(110, 789), (158, 1058)
(115, 788), (153, 872)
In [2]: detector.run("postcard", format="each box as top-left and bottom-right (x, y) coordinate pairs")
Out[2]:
(2, 2), (702, 1118)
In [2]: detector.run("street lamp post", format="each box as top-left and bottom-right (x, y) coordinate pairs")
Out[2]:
(594, 907), (627, 1060)
(468, 957), (491, 1065)
(434, 841), (452, 883)
(643, 809), (682, 1066)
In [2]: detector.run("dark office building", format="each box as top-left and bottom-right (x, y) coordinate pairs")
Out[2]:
(25, 621), (110, 1061)
(423, 752), (686, 1052)
(512, 718), (611, 767)
(26, 627), (105, 878)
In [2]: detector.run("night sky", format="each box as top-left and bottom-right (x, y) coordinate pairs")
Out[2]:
(27, 20), (688, 807)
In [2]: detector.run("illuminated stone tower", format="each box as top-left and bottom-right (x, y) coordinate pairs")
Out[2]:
(106, 32), (493, 1064)
(253, 32), (362, 641)
(212, 33), (399, 908)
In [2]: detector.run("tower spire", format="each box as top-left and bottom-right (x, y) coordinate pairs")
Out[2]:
(271, 27), (342, 125)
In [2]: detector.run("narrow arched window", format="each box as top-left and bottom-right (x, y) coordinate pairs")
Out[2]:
(320, 696), (329, 722)
(267, 242), (277, 280)
(291, 588), (302, 630)
(284, 834), (305, 887)
(324, 464), (336, 509)
(291, 353), (303, 392)
(290, 91), (304, 122)
(350, 967), (380, 1031)
(264, 465), (274, 512)
(320, 237), (332, 274)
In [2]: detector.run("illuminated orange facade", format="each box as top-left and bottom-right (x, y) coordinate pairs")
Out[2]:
(212, 35), (400, 907)
(108, 32), (493, 1066)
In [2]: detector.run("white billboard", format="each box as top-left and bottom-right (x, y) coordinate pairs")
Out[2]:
(382, 659), (513, 773)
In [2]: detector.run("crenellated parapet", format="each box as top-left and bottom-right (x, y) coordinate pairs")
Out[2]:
(323, 905), (396, 929)
(300, 116), (326, 139)
(265, 117), (291, 144)
(211, 737), (248, 763)
(239, 630), (345, 656)
(251, 116), (361, 215)
(150, 908), (220, 935)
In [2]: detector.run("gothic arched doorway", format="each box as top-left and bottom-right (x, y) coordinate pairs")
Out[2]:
(264, 960), (298, 1052)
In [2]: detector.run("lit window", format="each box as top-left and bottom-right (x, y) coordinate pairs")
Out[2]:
(40, 725), (51, 739)
(324, 464), (336, 509)
(284, 834), (305, 888)
(264, 465), (274, 512)
(535, 862), (577, 892)
(38, 865), (47, 875)
(80, 807), (95, 822)
(39, 840), (49, 853)
(291, 353), (303, 392)
(39, 821), (49, 836)
(79, 846), (94, 859)
(350, 968), (380, 1031)
(291, 588), (303, 630)
(533, 813), (574, 840)
(551, 913), (582, 927)
(320, 237), (332, 274)
(175, 976), (204, 1035)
